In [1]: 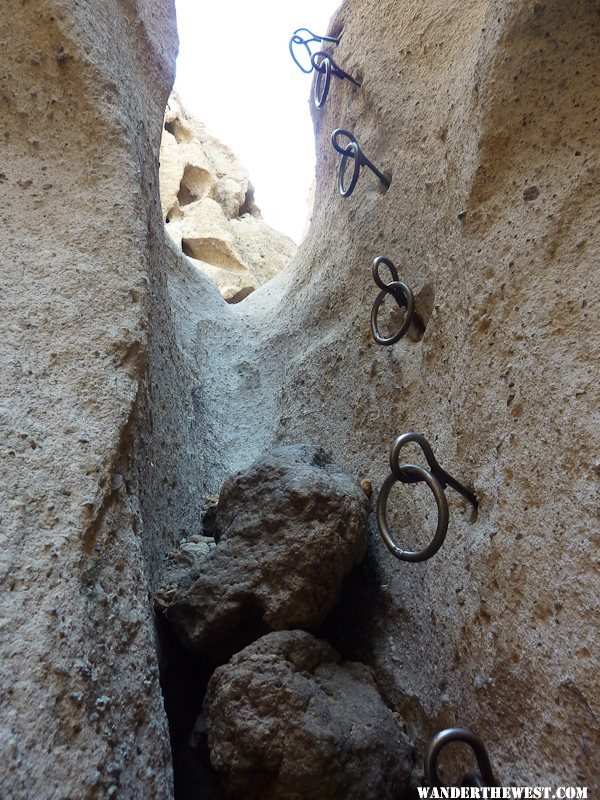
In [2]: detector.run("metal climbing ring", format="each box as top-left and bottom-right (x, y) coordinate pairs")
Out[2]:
(390, 433), (478, 508)
(370, 256), (416, 345)
(376, 465), (449, 562)
(375, 433), (478, 563)
(336, 136), (361, 197)
(331, 129), (391, 198)
(312, 52), (362, 109)
(425, 728), (496, 788)
(289, 28), (340, 74)
(314, 52), (333, 107)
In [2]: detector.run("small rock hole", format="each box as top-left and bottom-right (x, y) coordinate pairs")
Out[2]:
(414, 284), (435, 329)
(177, 165), (212, 207)
(379, 172), (392, 195)
(238, 184), (256, 217)
(466, 499), (478, 524)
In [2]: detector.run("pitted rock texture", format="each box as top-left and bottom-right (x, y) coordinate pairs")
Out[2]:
(0, 0), (177, 795)
(146, 0), (600, 787)
(160, 445), (369, 657)
(3, 0), (599, 793)
(160, 93), (296, 302)
(204, 630), (414, 800)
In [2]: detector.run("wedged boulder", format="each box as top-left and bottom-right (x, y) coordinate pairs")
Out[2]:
(203, 630), (414, 800)
(159, 445), (369, 658)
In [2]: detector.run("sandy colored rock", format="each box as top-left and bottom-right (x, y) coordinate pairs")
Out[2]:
(160, 445), (369, 657)
(2, 0), (598, 793)
(204, 630), (414, 800)
(142, 0), (599, 788)
(159, 94), (296, 302)
(0, 0), (178, 796)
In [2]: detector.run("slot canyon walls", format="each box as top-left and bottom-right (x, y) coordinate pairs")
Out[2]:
(237, 0), (599, 786)
(0, 0), (178, 796)
(0, 0), (598, 796)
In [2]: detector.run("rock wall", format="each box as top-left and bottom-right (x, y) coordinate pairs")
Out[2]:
(246, 0), (600, 785)
(1, 0), (598, 795)
(159, 94), (296, 303)
(0, 0), (177, 796)
(145, 0), (599, 788)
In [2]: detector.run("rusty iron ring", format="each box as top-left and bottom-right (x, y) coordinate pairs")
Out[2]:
(425, 728), (496, 788)
(314, 53), (333, 107)
(312, 52), (362, 109)
(390, 432), (478, 508)
(370, 256), (415, 345)
(376, 464), (449, 562)
(331, 129), (391, 198)
(375, 433), (478, 563)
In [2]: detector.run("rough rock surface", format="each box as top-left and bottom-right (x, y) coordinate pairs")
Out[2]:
(160, 445), (369, 656)
(143, 0), (599, 788)
(0, 0), (177, 796)
(154, 496), (218, 606)
(204, 630), (414, 800)
(159, 94), (296, 302)
(2, 0), (599, 793)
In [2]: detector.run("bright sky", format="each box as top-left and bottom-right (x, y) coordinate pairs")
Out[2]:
(174, 0), (341, 243)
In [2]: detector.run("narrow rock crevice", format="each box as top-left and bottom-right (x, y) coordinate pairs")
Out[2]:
(157, 619), (224, 800)
(152, 447), (418, 798)
(134, 0), (600, 794)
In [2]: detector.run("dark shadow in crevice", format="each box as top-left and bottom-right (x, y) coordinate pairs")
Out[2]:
(238, 183), (256, 217)
(157, 617), (224, 800)
(315, 525), (386, 664)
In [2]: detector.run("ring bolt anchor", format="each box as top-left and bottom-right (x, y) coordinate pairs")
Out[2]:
(376, 433), (478, 562)
(311, 52), (362, 109)
(331, 129), (391, 198)
(370, 256), (424, 345)
(425, 728), (497, 788)
(289, 28), (341, 74)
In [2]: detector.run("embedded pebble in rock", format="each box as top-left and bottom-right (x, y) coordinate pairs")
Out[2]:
(161, 445), (370, 657)
(203, 630), (414, 800)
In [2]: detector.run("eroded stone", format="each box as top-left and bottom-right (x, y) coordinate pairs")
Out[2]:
(203, 630), (414, 800)
(159, 445), (369, 657)
(160, 93), (296, 301)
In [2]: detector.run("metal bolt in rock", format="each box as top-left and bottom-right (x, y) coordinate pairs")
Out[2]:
(289, 28), (341, 74)
(311, 51), (362, 109)
(370, 256), (417, 346)
(331, 129), (391, 197)
(376, 432), (478, 562)
(425, 728), (497, 788)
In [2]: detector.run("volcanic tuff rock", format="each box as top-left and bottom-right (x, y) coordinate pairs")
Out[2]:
(159, 445), (370, 657)
(2, 0), (599, 793)
(159, 93), (296, 303)
(0, 0), (177, 795)
(145, 0), (599, 787)
(203, 630), (415, 800)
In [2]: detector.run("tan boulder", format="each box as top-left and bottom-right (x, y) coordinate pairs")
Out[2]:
(160, 93), (296, 302)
